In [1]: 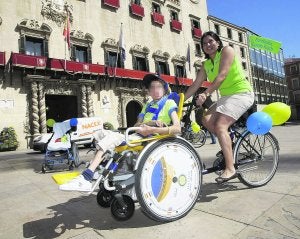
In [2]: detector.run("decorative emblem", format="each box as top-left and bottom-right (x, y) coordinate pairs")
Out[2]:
(41, 0), (73, 26)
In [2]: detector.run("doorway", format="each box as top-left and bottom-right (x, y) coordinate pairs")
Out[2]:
(126, 100), (142, 127)
(45, 95), (78, 122)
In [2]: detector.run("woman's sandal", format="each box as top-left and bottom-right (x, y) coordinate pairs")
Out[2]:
(215, 172), (237, 184)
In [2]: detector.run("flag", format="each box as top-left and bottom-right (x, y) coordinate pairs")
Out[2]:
(63, 12), (70, 49)
(186, 43), (191, 72)
(249, 35), (281, 54)
(118, 24), (126, 62)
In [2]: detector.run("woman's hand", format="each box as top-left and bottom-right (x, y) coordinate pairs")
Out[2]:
(195, 93), (207, 106)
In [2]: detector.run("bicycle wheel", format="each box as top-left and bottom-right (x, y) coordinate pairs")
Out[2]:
(135, 137), (202, 222)
(234, 131), (279, 187)
(191, 130), (206, 148)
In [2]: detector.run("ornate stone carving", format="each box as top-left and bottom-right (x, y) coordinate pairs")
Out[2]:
(101, 38), (118, 52)
(81, 85), (88, 117)
(130, 44), (150, 57)
(70, 30), (94, 46)
(38, 83), (47, 133)
(167, 0), (180, 5)
(171, 54), (186, 66)
(31, 82), (40, 136)
(152, 50), (170, 61)
(41, 0), (73, 26)
(86, 85), (94, 117)
(17, 19), (52, 36)
(194, 59), (202, 67)
(0, 16), (2, 26)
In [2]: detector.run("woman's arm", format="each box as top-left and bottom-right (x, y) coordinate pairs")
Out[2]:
(184, 66), (207, 101)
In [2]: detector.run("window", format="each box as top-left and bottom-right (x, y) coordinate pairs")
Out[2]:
(175, 65), (186, 78)
(240, 47), (245, 58)
(25, 37), (44, 56)
(133, 56), (149, 71)
(227, 28), (232, 39)
(242, 62), (247, 70)
(132, 0), (141, 4)
(238, 32), (243, 42)
(192, 19), (200, 29)
(105, 51), (123, 68)
(195, 42), (201, 56)
(290, 65), (298, 74)
(152, 2), (161, 13)
(155, 61), (169, 75)
(214, 24), (220, 35)
(292, 78), (300, 89)
(170, 10), (178, 20)
(71, 45), (92, 63)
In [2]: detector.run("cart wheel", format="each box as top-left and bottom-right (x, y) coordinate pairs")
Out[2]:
(97, 189), (113, 208)
(41, 164), (46, 174)
(111, 195), (135, 221)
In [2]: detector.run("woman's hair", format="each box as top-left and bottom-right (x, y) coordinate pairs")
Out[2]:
(200, 31), (224, 59)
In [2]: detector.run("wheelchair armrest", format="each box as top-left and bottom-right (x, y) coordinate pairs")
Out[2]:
(125, 127), (142, 147)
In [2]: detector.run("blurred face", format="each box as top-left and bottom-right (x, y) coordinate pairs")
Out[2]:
(148, 80), (165, 100)
(202, 35), (220, 57)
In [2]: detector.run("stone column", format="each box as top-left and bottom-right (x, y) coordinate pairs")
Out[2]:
(38, 82), (47, 133)
(31, 81), (40, 136)
(86, 85), (94, 117)
(81, 84), (88, 117)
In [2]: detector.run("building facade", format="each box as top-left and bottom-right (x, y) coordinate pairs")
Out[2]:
(284, 58), (300, 120)
(0, 0), (209, 149)
(247, 30), (287, 107)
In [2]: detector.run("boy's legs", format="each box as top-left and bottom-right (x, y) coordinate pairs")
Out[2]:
(59, 130), (125, 191)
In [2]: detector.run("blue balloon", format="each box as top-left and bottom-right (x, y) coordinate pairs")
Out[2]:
(70, 118), (78, 127)
(246, 112), (272, 135)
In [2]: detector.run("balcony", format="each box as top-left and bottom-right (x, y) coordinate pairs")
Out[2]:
(170, 19), (182, 32)
(11, 53), (47, 69)
(103, 0), (120, 9)
(130, 3), (144, 17)
(192, 27), (202, 39)
(0, 52), (5, 66)
(152, 12), (165, 25)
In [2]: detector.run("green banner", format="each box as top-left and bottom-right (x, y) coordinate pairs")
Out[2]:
(249, 35), (282, 54)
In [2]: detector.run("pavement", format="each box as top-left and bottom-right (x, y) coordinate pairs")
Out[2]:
(0, 124), (300, 239)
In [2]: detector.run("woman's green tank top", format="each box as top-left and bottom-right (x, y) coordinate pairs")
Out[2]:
(203, 49), (252, 96)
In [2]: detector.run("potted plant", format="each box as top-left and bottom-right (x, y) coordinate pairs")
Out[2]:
(0, 127), (19, 151)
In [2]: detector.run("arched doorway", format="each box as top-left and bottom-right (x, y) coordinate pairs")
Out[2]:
(126, 100), (142, 127)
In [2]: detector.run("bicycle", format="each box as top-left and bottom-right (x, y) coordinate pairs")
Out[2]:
(184, 95), (280, 187)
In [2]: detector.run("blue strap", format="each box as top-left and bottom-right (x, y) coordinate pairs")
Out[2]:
(145, 96), (168, 120)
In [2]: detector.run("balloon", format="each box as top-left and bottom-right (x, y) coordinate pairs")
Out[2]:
(246, 112), (272, 135)
(46, 118), (55, 127)
(70, 118), (78, 127)
(262, 102), (291, 126)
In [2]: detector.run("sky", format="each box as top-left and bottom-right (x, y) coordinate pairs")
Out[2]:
(206, 0), (299, 59)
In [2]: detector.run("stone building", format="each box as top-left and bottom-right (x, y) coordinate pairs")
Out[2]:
(284, 58), (300, 120)
(0, 0), (209, 149)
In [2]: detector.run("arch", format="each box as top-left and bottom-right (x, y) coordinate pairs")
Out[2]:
(126, 100), (142, 127)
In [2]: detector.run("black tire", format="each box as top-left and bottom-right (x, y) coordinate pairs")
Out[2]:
(41, 164), (46, 173)
(234, 131), (279, 187)
(110, 195), (135, 221)
(71, 143), (80, 167)
(135, 137), (202, 222)
(191, 130), (206, 148)
(97, 189), (113, 208)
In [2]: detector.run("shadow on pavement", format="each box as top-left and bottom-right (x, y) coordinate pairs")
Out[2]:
(22, 195), (161, 239)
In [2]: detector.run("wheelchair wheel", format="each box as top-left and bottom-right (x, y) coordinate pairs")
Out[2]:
(97, 189), (113, 208)
(110, 195), (135, 221)
(71, 143), (80, 167)
(135, 137), (202, 222)
(234, 131), (279, 187)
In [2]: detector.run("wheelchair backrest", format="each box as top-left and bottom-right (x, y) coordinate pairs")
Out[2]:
(168, 92), (184, 120)
(47, 121), (72, 151)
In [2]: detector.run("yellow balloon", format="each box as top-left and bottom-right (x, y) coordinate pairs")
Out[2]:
(46, 118), (56, 127)
(262, 102), (291, 126)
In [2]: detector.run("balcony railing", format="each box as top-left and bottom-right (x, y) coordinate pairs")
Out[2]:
(9, 53), (196, 86)
(152, 12), (165, 25)
(0, 52), (5, 66)
(130, 3), (144, 17)
(171, 19), (182, 31)
(11, 53), (47, 69)
(192, 27), (202, 38)
(103, 0), (120, 9)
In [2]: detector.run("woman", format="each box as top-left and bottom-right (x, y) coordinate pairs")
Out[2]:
(59, 73), (181, 191)
(185, 31), (254, 183)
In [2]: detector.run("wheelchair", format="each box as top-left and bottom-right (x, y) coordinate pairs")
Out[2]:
(42, 120), (80, 173)
(90, 93), (204, 222)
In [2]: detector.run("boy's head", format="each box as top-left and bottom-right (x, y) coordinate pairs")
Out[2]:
(143, 74), (170, 95)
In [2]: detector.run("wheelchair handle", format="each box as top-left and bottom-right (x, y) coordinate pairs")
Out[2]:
(125, 127), (142, 147)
